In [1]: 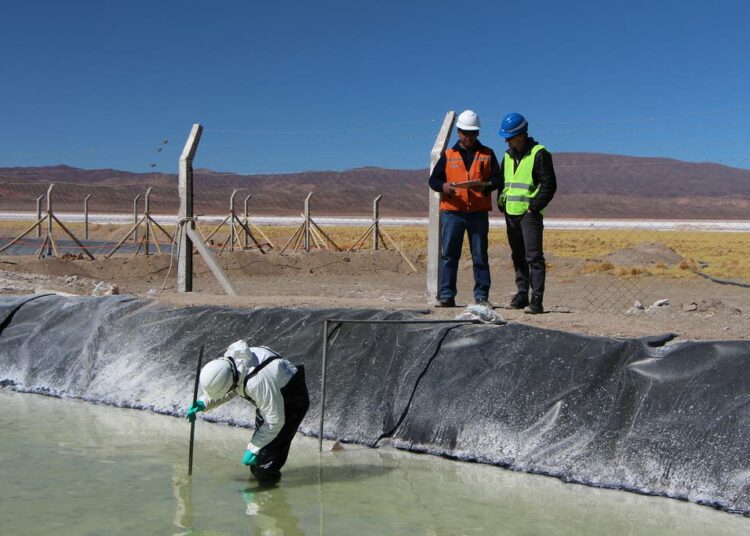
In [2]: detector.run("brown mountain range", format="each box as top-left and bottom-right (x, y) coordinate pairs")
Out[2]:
(1, 153), (748, 219)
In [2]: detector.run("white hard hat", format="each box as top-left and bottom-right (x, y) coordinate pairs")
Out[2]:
(199, 358), (234, 398)
(456, 110), (481, 131)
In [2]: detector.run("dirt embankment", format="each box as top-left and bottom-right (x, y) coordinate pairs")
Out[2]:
(0, 245), (747, 342)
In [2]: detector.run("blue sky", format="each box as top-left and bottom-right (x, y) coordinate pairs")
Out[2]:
(2, 0), (749, 174)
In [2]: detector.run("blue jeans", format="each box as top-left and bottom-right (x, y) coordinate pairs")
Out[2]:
(440, 210), (490, 301)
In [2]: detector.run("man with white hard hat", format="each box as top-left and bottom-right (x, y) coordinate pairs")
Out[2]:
(428, 109), (502, 308)
(186, 340), (309, 485)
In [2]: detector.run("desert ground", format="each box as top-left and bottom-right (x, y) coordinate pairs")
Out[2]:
(1, 222), (748, 342)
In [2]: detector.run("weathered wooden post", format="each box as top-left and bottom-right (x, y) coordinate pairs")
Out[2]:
(144, 187), (152, 256)
(132, 194), (141, 242)
(35, 195), (44, 238)
(84, 194), (92, 240)
(178, 124), (203, 293)
(46, 184), (55, 256)
(426, 112), (456, 305)
(372, 195), (382, 251)
(243, 194), (252, 248)
(303, 192), (313, 252)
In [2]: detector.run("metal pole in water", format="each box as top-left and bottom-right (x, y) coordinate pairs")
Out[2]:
(318, 320), (328, 452)
(188, 345), (204, 476)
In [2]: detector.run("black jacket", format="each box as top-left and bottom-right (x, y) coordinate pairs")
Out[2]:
(500, 137), (557, 212)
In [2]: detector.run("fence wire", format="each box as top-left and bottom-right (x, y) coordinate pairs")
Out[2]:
(0, 177), (747, 315)
(1, 111), (748, 313)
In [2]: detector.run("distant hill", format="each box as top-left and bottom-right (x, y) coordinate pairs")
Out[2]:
(1, 154), (749, 219)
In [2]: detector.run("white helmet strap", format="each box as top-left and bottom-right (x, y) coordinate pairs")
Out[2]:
(221, 356), (240, 392)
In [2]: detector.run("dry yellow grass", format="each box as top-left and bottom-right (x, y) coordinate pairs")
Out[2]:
(546, 229), (750, 281)
(1, 220), (748, 283)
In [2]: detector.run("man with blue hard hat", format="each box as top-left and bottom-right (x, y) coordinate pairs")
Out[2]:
(497, 113), (557, 314)
(429, 110), (503, 307)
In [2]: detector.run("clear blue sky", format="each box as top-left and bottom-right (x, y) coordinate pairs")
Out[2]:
(2, 0), (749, 174)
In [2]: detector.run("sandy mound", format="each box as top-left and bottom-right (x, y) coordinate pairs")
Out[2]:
(603, 242), (684, 267)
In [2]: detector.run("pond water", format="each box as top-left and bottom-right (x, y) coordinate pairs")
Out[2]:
(1, 389), (747, 535)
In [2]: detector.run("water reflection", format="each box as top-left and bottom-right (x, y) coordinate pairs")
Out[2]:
(241, 486), (305, 536)
(171, 466), (192, 535)
(172, 453), (399, 535)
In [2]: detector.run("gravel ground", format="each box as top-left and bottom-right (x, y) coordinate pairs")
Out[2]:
(1, 249), (747, 342)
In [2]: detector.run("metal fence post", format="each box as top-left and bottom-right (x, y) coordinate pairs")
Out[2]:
(427, 112), (456, 305)
(144, 187), (152, 256)
(132, 194), (141, 242)
(244, 194), (252, 248)
(304, 192), (313, 252)
(229, 190), (237, 253)
(36, 195), (44, 238)
(46, 184), (54, 256)
(372, 195), (382, 251)
(84, 194), (92, 240)
(178, 124), (203, 293)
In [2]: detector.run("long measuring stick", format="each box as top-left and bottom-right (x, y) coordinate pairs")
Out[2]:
(188, 345), (204, 476)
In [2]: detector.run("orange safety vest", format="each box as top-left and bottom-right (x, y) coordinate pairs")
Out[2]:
(440, 146), (493, 212)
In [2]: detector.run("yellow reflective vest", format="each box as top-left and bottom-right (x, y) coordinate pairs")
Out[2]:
(501, 144), (545, 215)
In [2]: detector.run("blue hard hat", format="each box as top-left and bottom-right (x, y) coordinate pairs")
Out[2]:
(498, 113), (528, 139)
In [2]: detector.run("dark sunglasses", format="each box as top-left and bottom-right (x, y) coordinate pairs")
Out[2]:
(458, 129), (479, 137)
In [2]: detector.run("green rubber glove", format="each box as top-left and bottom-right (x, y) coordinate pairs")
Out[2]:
(242, 450), (258, 466)
(186, 400), (206, 422)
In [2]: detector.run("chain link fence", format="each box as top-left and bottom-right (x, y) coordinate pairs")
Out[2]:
(1, 176), (747, 315)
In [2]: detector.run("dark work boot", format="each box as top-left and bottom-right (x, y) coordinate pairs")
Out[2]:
(524, 295), (544, 315)
(435, 297), (456, 308)
(509, 292), (529, 309)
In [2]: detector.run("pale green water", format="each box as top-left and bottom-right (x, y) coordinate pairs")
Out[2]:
(1, 389), (748, 536)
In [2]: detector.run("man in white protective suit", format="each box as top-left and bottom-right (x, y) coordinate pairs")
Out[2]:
(186, 340), (309, 486)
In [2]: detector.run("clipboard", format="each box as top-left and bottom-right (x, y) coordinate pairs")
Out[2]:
(451, 181), (491, 189)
